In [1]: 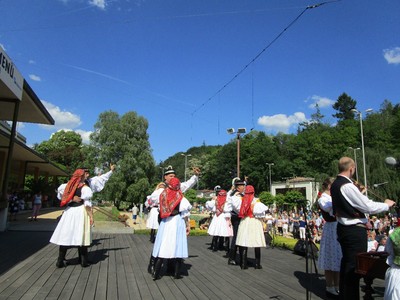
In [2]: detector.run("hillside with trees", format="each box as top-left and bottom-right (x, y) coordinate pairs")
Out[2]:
(33, 94), (400, 208)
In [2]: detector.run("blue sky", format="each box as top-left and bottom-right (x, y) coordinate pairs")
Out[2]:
(1, 0), (399, 163)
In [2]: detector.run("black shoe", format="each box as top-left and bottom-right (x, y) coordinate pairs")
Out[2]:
(56, 259), (67, 268)
(148, 256), (156, 274)
(325, 290), (339, 299)
(228, 259), (237, 265)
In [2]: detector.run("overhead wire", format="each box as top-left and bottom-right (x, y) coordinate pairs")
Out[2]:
(190, 1), (340, 117)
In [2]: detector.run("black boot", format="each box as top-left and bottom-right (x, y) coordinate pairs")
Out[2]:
(212, 236), (218, 252)
(166, 259), (175, 275)
(240, 247), (248, 270)
(148, 256), (156, 274)
(174, 258), (183, 279)
(150, 229), (156, 243)
(255, 247), (262, 269)
(56, 246), (68, 268)
(228, 246), (237, 265)
(79, 246), (90, 268)
(153, 258), (163, 280)
(224, 237), (230, 252)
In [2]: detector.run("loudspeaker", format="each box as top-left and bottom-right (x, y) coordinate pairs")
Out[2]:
(293, 240), (318, 258)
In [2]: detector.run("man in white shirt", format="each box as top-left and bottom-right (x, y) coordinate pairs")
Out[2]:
(331, 157), (395, 299)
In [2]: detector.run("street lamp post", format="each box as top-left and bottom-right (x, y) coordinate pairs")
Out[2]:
(348, 147), (361, 182)
(227, 128), (246, 178)
(181, 153), (192, 181)
(266, 163), (274, 192)
(351, 108), (373, 196)
(159, 166), (164, 181)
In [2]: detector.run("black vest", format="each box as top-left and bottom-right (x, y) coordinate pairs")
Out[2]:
(331, 176), (365, 219)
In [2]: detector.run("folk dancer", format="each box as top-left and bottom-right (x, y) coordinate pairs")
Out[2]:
(206, 186), (233, 252)
(50, 164), (115, 268)
(225, 178), (246, 265)
(235, 185), (268, 269)
(147, 165), (199, 277)
(146, 182), (165, 243)
(331, 157), (395, 299)
(317, 177), (342, 298)
(151, 177), (192, 280)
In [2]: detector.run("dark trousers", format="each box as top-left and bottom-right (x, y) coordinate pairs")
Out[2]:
(228, 214), (240, 261)
(337, 223), (367, 300)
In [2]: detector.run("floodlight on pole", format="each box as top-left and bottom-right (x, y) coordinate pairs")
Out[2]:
(351, 108), (373, 196)
(227, 128), (247, 178)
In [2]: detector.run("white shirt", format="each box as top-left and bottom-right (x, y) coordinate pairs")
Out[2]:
(336, 175), (389, 225)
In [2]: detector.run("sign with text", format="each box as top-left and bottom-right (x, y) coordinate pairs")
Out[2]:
(0, 48), (23, 100)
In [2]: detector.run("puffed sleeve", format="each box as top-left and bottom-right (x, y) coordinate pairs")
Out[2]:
(253, 201), (268, 218)
(57, 183), (67, 200)
(81, 186), (94, 207)
(205, 199), (216, 212)
(179, 197), (192, 218)
(88, 170), (113, 193)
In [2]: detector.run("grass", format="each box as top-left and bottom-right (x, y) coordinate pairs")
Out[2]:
(93, 206), (122, 221)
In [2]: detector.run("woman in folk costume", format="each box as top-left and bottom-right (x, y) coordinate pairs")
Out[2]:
(236, 185), (268, 269)
(151, 177), (192, 280)
(50, 165), (114, 268)
(147, 165), (199, 276)
(384, 226), (400, 300)
(317, 177), (341, 298)
(206, 186), (233, 251)
(146, 182), (165, 243)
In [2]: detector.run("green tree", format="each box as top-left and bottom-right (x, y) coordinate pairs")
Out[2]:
(34, 130), (83, 173)
(90, 110), (156, 209)
(332, 93), (357, 122)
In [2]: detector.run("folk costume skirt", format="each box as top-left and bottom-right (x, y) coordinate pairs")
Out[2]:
(152, 214), (188, 259)
(317, 221), (342, 272)
(50, 205), (91, 246)
(146, 207), (159, 230)
(208, 213), (233, 237)
(236, 217), (266, 248)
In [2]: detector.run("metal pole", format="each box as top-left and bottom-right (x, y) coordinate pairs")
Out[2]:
(184, 155), (188, 182)
(353, 148), (359, 182)
(359, 112), (368, 197)
(237, 134), (240, 178)
(269, 165), (272, 192)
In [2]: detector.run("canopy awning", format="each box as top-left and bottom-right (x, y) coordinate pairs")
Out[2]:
(0, 129), (68, 177)
(0, 80), (54, 125)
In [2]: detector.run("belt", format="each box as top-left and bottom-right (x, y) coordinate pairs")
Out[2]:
(355, 223), (367, 229)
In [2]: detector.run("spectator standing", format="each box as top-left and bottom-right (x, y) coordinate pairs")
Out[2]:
(132, 204), (139, 225)
(30, 191), (42, 221)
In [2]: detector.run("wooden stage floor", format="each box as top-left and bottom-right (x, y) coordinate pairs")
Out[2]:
(0, 231), (385, 299)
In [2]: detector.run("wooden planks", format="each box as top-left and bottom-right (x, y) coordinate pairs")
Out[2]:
(0, 231), (386, 299)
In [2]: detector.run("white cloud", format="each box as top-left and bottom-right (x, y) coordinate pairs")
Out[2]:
(29, 74), (41, 81)
(383, 47), (400, 64)
(51, 129), (92, 144)
(29, 60), (36, 64)
(75, 129), (92, 144)
(307, 95), (334, 109)
(40, 100), (82, 130)
(89, 0), (107, 10)
(257, 112), (307, 133)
